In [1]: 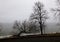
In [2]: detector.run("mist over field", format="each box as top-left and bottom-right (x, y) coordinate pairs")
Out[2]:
(0, 0), (60, 36)
(0, 22), (60, 35)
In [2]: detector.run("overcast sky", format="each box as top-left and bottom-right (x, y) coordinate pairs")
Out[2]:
(0, 0), (57, 23)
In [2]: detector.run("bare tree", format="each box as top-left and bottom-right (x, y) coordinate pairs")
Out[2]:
(12, 20), (29, 36)
(29, 1), (48, 35)
(51, 0), (60, 25)
(12, 20), (21, 36)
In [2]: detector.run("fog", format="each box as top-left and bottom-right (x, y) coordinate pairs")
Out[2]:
(0, 0), (60, 35)
(0, 0), (57, 23)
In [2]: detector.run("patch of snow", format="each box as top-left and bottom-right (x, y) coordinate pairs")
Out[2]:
(20, 33), (40, 36)
(0, 35), (12, 39)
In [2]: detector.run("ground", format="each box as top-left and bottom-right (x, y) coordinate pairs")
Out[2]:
(0, 33), (60, 42)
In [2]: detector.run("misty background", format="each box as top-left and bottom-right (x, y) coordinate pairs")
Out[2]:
(0, 0), (60, 35)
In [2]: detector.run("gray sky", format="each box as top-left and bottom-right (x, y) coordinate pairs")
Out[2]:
(0, 0), (56, 23)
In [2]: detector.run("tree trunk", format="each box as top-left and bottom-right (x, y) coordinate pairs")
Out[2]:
(17, 30), (27, 36)
(17, 32), (21, 36)
(39, 21), (43, 35)
(40, 24), (43, 35)
(39, 9), (43, 35)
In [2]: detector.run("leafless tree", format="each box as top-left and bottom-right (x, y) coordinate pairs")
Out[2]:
(51, 0), (60, 25)
(12, 20), (29, 36)
(29, 1), (48, 35)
